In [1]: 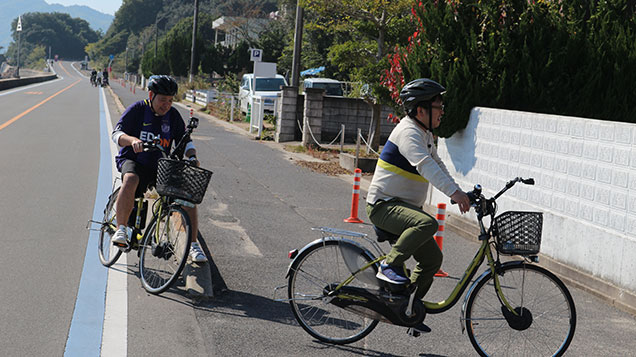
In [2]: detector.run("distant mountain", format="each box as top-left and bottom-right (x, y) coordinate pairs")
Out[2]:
(0, 0), (114, 53)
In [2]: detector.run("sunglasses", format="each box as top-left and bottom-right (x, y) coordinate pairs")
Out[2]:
(431, 104), (445, 111)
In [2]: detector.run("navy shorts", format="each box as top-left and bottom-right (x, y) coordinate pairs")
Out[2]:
(121, 160), (157, 197)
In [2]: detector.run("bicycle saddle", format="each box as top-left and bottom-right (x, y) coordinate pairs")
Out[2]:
(373, 226), (399, 245)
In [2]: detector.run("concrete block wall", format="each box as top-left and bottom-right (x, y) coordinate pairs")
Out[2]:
(428, 107), (636, 293)
(321, 96), (396, 143)
(276, 86), (397, 143)
(303, 88), (324, 143)
(275, 87), (302, 142)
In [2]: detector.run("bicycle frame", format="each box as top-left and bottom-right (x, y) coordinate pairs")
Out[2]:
(319, 215), (522, 319)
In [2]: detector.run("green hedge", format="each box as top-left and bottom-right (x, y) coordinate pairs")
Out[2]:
(382, 0), (636, 137)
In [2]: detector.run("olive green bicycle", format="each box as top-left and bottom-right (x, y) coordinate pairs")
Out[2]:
(280, 177), (576, 356)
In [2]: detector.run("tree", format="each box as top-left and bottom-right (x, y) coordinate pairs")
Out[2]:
(6, 12), (100, 66)
(383, 0), (636, 137)
(294, 0), (414, 149)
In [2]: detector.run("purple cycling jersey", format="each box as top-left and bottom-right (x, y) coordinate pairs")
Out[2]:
(113, 99), (188, 171)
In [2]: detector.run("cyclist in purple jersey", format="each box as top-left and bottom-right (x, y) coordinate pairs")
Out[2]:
(110, 75), (207, 263)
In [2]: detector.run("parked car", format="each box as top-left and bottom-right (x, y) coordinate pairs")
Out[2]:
(239, 73), (288, 115)
(303, 77), (344, 96)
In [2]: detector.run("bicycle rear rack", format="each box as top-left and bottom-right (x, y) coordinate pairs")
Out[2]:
(86, 219), (106, 232)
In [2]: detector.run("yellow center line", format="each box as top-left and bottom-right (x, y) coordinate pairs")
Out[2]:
(60, 62), (72, 77)
(0, 79), (81, 132)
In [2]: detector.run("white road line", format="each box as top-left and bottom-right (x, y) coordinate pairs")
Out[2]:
(100, 87), (128, 357)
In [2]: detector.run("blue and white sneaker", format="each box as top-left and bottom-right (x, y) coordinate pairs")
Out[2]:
(376, 260), (410, 284)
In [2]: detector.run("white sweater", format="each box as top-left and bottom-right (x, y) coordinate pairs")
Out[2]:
(367, 116), (461, 208)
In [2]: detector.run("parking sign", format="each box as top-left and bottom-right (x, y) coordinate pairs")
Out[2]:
(250, 49), (263, 62)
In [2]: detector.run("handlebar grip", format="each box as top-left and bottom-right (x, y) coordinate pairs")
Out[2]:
(522, 178), (535, 185)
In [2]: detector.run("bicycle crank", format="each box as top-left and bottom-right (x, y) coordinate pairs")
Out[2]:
(326, 285), (426, 327)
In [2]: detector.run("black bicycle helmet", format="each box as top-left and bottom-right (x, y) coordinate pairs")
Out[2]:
(399, 78), (446, 112)
(148, 75), (178, 96)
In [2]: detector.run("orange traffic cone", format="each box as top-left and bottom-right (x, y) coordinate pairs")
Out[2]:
(434, 203), (449, 277)
(344, 168), (364, 223)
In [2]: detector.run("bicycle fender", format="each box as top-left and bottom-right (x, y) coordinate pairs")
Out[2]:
(285, 237), (377, 278)
(460, 260), (528, 333)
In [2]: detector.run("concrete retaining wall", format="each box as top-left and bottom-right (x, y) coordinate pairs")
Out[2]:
(0, 74), (58, 91)
(428, 107), (636, 295)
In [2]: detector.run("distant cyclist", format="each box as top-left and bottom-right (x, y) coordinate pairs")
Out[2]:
(90, 69), (97, 86)
(102, 68), (109, 86)
(111, 75), (207, 263)
(366, 78), (470, 299)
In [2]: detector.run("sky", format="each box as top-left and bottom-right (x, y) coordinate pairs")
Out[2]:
(44, 0), (122, 15)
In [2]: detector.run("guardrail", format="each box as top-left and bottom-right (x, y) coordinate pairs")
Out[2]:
(185, 89), (217, 105)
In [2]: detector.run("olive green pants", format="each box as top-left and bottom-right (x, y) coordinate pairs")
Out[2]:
(366, 200), (441, 299)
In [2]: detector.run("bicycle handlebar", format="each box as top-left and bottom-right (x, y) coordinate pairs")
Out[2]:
(451, 177), (535, 217)
(140, 115), (200, 160)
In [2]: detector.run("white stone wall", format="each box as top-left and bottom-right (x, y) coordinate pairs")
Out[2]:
(428, 107), (636, 293)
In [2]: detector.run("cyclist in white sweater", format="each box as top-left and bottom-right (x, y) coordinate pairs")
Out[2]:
(366, 78), (470, 302)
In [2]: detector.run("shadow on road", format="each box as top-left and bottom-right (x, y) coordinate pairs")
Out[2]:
(194, 289), (296, 325)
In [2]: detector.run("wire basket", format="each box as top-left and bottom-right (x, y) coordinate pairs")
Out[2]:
(156, 159), (213, 204)
(493, 211), (543, 255)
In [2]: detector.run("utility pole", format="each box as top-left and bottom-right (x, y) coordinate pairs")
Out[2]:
(189, 0), (199, 83)
(290, 3), (304, 87)
(16, 15), (22, 78)
(125, 47), (129, 74)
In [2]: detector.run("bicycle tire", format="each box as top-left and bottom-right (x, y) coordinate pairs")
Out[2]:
(98, 187), (123, 267)
(139, 205), (192, 294)
(465, 262), (576, 356)
(288, 239), (380, 344)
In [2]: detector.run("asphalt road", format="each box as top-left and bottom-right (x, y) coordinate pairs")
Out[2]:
(0, 62), (635, 356)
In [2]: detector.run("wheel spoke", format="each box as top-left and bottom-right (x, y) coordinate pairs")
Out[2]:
(465, 264), (576, 356)
(287, 241), (379, 344)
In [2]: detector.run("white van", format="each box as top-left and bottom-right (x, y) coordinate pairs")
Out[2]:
(303, 77), (344, 96)
(239, 73), (288, 115)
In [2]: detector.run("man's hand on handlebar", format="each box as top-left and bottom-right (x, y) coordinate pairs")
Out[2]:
(131, 138), (144, 153)
(450, 190), (471, 214)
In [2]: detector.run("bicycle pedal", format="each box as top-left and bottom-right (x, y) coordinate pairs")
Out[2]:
(406, 328), (421, 337)
(406, 322), (431, 337)
(114, 241), (131, 252)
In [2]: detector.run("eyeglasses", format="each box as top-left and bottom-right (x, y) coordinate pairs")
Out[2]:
(432, 104), (445, 111)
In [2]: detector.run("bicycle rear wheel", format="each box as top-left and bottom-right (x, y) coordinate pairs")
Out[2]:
(465, 262), (576, 356)
(288, 239), (380, 344)
(98, 187), (123, 267)
(139, 205), (192, 294)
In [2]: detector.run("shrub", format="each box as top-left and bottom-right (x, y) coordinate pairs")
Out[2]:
(383, 0), (636, 137)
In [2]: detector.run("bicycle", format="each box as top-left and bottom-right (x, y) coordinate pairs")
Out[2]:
(88, 115), (213, 294)
(277, 177), (576, 356)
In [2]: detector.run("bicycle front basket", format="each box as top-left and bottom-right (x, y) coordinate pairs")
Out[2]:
(493, 211), (542, 255)
(156, 159), (213, 204)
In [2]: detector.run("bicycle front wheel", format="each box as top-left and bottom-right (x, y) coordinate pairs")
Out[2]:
(139, 205), (192, 294)
(288, 239), (380, 345)
(465, 262), (576, 356)
(98, 187), (122, 267)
